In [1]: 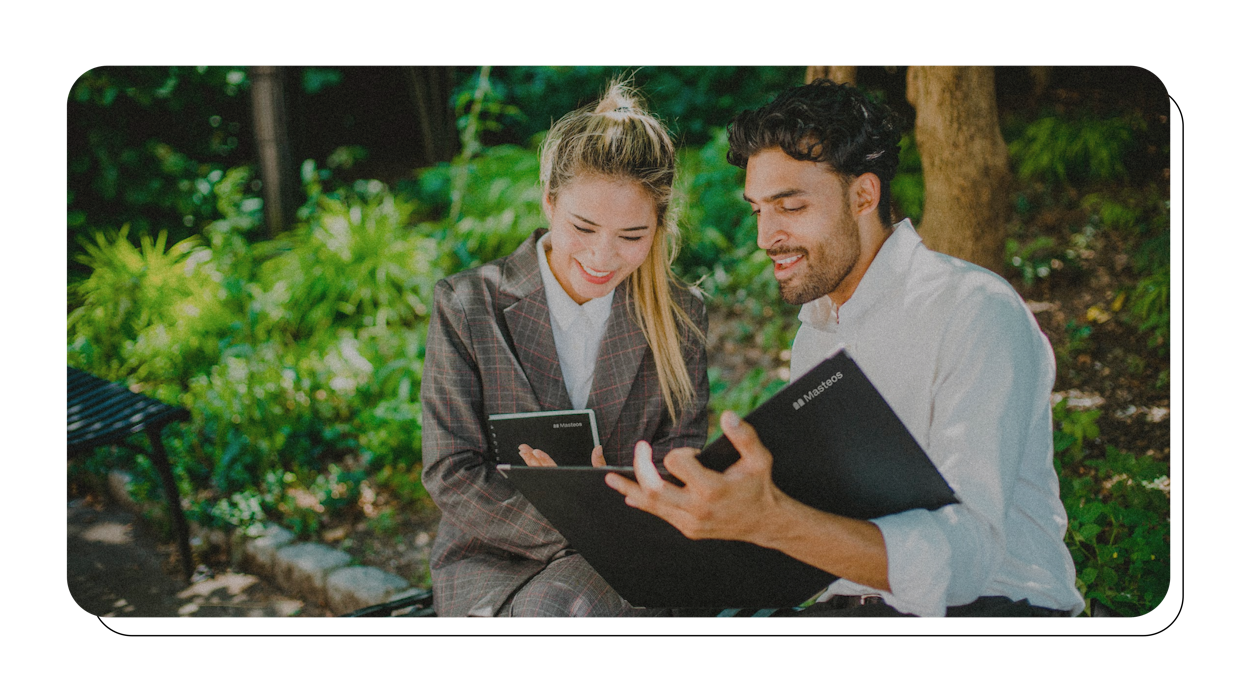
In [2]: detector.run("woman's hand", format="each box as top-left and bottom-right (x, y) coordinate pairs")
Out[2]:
(518, 444), (607, 468)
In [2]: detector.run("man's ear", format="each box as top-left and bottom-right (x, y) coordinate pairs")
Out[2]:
(851, 173), (881, 218)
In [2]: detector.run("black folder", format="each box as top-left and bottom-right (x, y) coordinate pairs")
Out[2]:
(498, 348), (958, 609)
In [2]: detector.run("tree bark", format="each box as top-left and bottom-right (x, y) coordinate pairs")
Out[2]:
(1029, 66), (1053, 99)
(906, 66), (1011, 273)
(250, 66), (297, 237)
(408, 67), (458, 167)
(806, 66), (858, 85)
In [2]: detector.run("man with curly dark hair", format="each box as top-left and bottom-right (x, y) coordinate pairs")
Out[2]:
(608, 79), (1084, 617)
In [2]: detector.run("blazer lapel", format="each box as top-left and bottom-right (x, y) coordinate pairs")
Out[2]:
(587, 280), (649, 449)
(500, 231), (574, 412)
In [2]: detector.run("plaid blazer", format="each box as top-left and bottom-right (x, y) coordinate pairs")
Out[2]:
(421, 229), (710, 616)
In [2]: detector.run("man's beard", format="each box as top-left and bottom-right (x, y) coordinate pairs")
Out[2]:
(774, 214), (862, 305)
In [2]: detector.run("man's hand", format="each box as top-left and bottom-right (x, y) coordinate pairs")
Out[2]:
(519, 444), (606, 468)
(606, 411), (892, 591)
(604, 411), (787, 545)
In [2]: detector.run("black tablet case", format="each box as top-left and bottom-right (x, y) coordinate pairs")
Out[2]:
(488, 409), (600, 467)
(498, 349), (958, 609)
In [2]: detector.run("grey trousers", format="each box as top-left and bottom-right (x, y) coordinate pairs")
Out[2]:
(500, 553), (667, 617)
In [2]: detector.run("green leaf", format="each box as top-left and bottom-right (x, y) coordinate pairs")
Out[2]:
(1079, 523), (1103, 542)
(1077, 502), (1105, 525)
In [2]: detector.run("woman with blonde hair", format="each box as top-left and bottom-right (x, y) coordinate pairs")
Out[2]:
(420, 80), (709, 617)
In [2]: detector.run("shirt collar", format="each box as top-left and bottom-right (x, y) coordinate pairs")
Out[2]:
(798, 218), (922, 330)
(536, 232), (614, 330)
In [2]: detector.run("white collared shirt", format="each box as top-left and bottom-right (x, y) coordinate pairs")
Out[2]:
(536, 232), (614, 410)
(791, 219), (1084, 616)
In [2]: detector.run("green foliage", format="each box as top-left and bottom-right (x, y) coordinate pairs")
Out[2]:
(69, 67), (253, 266)
(1080, 190), (1172, 357)
(1059, 409), (1101, 451)
(302, 68), (343, 94)
(1129, 265), (1171, 354)
(1003, 122), (1171, 590)
(1009, 115), (1139, 186)
(1006, 236), (1061, 285)
(709, 366), (783, 414)
(889, 134), (924, 224)
(488, 66), (804, 147)
(453, 68), (524, 143)
(1063, 320), (1094, 359)
(260, 181), (438, 339)
(432, 144), (545, 272)
(1053, 401), (1101, 462)
(1005, 221), (1097, 288)
(68, 226), (231, 389)
(673, 128), (799, 342)
(1083, 194), (1141, 232)
(708, 367), (787, 424)
(674, 129), (754, 277)
(1054, 403), (1170, 616)
(67, 127), (562, 537)
(1129, 232), (1172, 356)
(204, 483), (276, 529)
(70, 184), (425, 532)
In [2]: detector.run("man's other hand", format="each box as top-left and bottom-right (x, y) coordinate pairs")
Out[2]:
(604, 411), (785, 545)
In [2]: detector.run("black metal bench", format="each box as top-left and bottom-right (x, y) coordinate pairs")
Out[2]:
(342, 588), (436, 617)
(68, 367), (195, 581)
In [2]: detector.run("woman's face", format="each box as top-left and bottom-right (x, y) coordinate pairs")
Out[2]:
(544, 175), (658, 304)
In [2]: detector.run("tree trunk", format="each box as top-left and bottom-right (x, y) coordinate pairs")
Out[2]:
(1029, 66), (1053, 99)
(806, 66), (858, 85)
(250, 66), (297, 237)
(906, 66), (1011, 273)
(408, 67), (458, 167)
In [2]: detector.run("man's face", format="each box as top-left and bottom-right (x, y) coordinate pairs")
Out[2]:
(743, 148), (860, 305)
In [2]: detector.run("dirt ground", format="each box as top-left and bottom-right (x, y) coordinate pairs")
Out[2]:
(68, 493), (327, 617)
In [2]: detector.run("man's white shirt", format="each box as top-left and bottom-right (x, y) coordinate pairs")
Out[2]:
(791, 220), (1084, 616)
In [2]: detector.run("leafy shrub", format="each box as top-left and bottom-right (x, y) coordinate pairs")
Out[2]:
(1054, 401), (1102, 459)
(1009, 115), (1138, 185)
(708, 367), (786, 422)
(1130, 251), (1171, 358)
(1059, 447), (1171, 616)
(68, 130), (571, 538)
(488, 66), (804, 147)
(1006, 236), (1062, 285)
(673, 128), (800, 342)
(430, 143), (545, 272)
(889, 134), (924, 224)
(68, 67), (253, 273)
(259, 180), (438, 340)
(1054, 404), (1170, 616)
(68, 226), (231, 391)
(1129, 265), (1171, 355)
(674, 128), (752, 278)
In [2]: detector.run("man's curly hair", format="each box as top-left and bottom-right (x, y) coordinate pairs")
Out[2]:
(726, 78), (903, 227)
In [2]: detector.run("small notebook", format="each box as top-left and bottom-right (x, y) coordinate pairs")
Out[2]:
(487, 409), (600, 467)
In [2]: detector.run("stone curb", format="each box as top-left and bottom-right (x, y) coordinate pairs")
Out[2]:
(105, 469), (414, 615)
